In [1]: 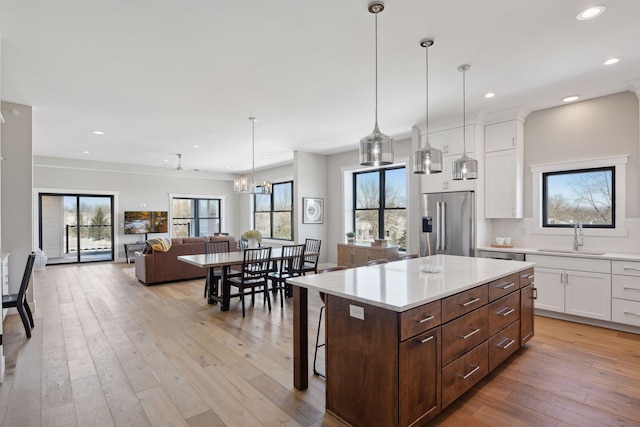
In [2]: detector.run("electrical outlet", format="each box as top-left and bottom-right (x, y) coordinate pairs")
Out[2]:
(349, 304), (364, 320)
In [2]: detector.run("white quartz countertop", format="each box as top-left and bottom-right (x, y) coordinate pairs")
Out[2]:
(287, 255), (535, 312)
(477, 246), (640, 262)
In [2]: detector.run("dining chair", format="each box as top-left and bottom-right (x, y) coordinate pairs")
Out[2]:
(226, 247), (272, 317)
(314, 265), (349, 378)
(238, 238), (248, 251)
(2, 252), (36, 338)
(366, 259), (389, 266)
(400, 254), (419, 260)
(204, 240), (230, 299)
(301, 238), (321, 275)
(267, 244), (305, 307)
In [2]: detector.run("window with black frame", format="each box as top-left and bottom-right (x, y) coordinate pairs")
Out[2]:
(353, 166), (406, 249)
(171, 197), (221, 237)
(254, 181), (293, 240)
(542, 166), (615, 228)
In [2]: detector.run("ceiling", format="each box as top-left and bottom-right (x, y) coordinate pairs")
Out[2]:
(1, 1), (639, 174)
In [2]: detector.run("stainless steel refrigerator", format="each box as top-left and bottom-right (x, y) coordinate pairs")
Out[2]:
(419, 191), (475, 257)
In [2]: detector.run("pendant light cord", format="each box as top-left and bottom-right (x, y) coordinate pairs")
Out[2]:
(250, 117), (256, 184)
(424, 41), (429, 149)
(374, 10), (379, 127)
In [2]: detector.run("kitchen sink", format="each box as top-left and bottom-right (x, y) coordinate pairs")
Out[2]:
(536, 249), (606, 256)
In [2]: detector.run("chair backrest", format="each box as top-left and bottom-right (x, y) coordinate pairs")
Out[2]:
(205, 240), (230, 254)
(238, 238), (248, 251)
(214, 232), (230, 236)
(281, 244), (305, 275)
(304, 238), (321, 264)
(366, 259), (389, 266)
(320, 266), (348, 274)
(242, 247), (272, 278)
(18, 252), (36, 303)
(400, 254), (419, 260)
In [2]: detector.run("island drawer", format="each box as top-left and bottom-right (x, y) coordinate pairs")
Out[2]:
(488, 291), (521, 335)
(441, 341), (488, 409)
(489, 272), (520, 301)
(612, 260), (640, 277)
(519, 268), (534, 288)
(612, 275), (640, 302)
(400, 300), (442, 341)
(488, 320), (520, 372)
(442, 306), (488, 366)
(442, 284), (488, 323)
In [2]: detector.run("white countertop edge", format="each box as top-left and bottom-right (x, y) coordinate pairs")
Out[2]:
(287, 257), (536, 312)
(477, 246), (640, 262)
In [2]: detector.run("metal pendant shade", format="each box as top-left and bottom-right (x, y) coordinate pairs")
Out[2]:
(413, 38), (442, 174)
(359, 1), (394, 167)
(233, 117), (272, 195)
(451, 65), (478, 181)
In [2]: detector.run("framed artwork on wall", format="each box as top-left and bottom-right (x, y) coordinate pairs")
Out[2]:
(303, 197), (324, 224)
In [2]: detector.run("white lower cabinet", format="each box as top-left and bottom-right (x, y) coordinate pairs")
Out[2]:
(527, 255), (611, 321)
(612, 260), (640, 326)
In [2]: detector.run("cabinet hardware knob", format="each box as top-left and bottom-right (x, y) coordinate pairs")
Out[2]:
(418, 315), (435, 324)
(458, 365), (480, 380)
(419, 335), (435, 344)
(457, 328), (480, 340)
(461, 297), (480, 307)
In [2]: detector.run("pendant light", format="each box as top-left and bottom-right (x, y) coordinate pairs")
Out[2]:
(451, 65), (478, 180)
(413, 38), (442, 174)
(359, 1), (394, 167)
(233, 117), (273, 195)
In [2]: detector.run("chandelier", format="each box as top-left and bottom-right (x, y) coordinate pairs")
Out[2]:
(233, 117), (272, 194)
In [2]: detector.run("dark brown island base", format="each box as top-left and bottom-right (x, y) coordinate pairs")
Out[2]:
(288, 254), (536, 427)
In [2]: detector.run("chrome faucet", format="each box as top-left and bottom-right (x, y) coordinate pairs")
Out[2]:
(573, 222), (583, 251)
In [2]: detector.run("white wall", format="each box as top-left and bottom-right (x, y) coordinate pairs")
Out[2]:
(294, 151), (327, 261)
(1, 102), (33, 294)
(34, 156), (242, 261)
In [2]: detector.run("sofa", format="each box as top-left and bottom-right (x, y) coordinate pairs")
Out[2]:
(134, 236), (238, 285)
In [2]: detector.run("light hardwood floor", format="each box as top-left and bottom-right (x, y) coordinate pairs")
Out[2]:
(1, 262), (639, 426)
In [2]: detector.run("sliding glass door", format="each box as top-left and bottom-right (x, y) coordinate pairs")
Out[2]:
(39, 193), (114, 264)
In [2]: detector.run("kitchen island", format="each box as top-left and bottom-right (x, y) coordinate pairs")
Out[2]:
(287, 254), (536, 427)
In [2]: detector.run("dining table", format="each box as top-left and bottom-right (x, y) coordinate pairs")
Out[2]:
(178, 247), (317, 310)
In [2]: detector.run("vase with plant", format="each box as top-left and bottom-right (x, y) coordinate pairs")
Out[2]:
(346, 232), (356, 244)
(242, 230), (263, 249)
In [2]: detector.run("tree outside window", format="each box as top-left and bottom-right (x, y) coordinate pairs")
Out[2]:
(254, 181), (293, 240)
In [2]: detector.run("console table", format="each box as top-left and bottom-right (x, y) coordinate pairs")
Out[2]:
(337, 243), (399, 267)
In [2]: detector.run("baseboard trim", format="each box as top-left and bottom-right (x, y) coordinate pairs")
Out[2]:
(535, 309), (640, 334)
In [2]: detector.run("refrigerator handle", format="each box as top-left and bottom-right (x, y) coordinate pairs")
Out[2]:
(435, 202), (441, 251)
(441, 202), (446, 251)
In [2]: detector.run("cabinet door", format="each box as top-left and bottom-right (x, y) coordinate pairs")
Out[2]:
(520, 284), (535, 345)
(426, 131), (448, 154)
(485, 150), (522, 218)
(533, 267), (564, 312)
(565, 271), (611, 321)
(485, 121), (517, 152)
(337, 245), (354, 268)
(400, 327), (441, 426)
(446, 125), (474, 156)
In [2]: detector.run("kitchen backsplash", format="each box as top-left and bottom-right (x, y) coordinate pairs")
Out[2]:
(489, 218), (640, 254)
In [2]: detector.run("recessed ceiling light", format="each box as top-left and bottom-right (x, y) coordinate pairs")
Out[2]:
(82, 150), (90, 154)
(562, 95), (580, 102)
(163, 159), (169, 162)
(484, 92), (495, 99)
(604, 57), (620, 65)
(192, 145), (200, 148)
(576, 5), (606, 21)
(263, 155), (270, 158)
(92, 130), (104, 135)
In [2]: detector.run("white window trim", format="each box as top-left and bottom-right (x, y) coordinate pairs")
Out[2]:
(168, 193), (226, 237)
(530, 155), (628, 237)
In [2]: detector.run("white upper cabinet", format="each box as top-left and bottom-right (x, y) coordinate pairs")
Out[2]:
(426, 125), (474, 156)
(484, 119), (524, 218)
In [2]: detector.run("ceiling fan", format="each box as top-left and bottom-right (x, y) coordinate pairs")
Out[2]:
(169, 153), (187, 171)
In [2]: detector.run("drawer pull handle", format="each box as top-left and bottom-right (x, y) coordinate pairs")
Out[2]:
(497, 338), (516, 349)
(533, 287), (538, 300)
(498, 282), (517, 290)
(623, 286), (640, 291)
(419, 335), (435, 344)
(461, 297), (480, 307)
(623, 266), (640, 271)
(528, 274), (534, 279)
(458, 365), (480, 380)
(497, 307), (515, 317)
(458, 328), (480, 339)
(418, 315), (435, 324)
(623, 310), (640, 317)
